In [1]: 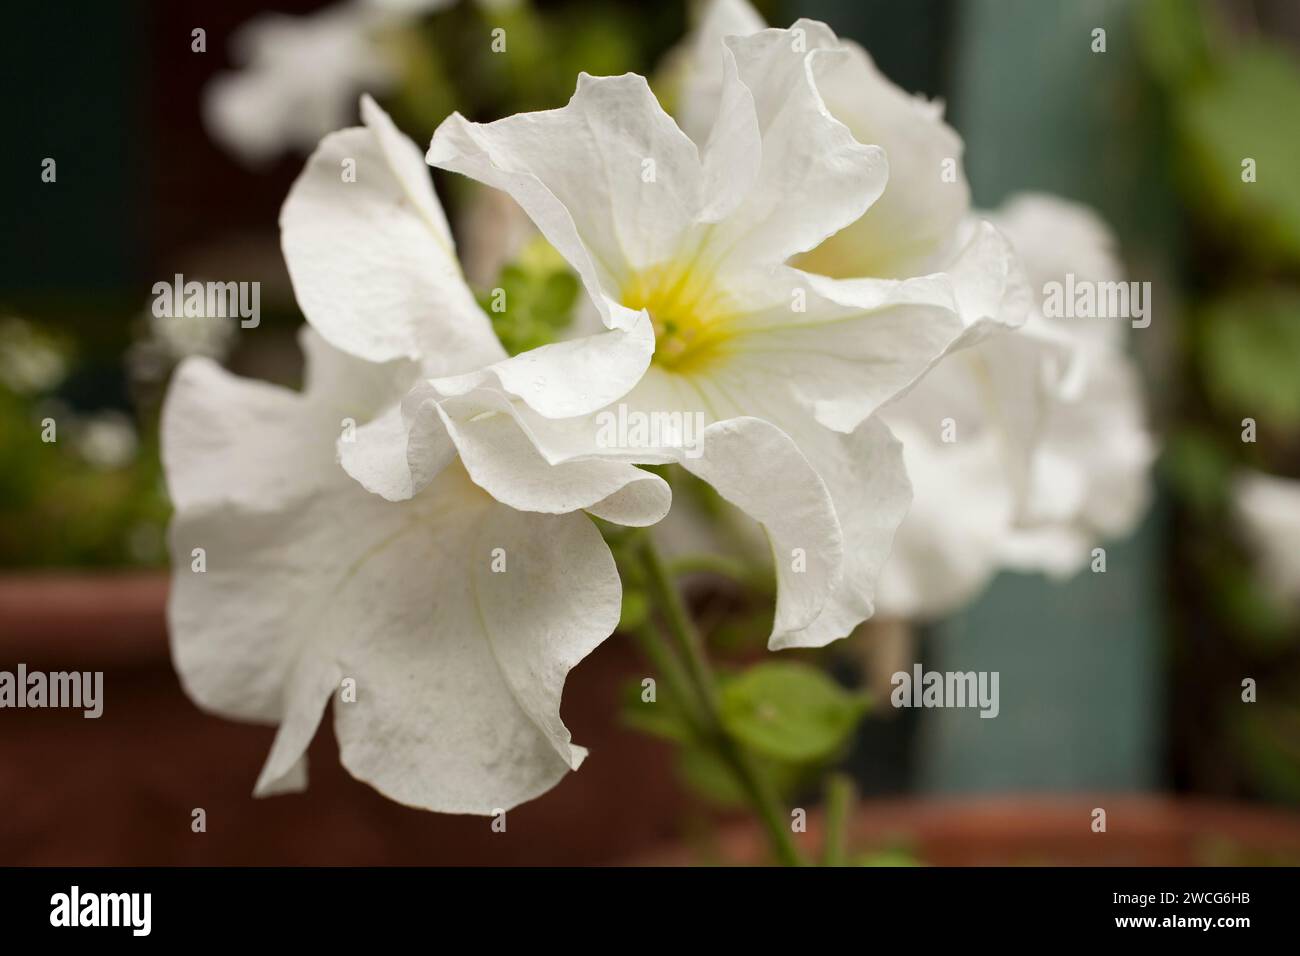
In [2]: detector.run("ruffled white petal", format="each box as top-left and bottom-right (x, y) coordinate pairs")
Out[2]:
(696, 43), (763, 224)
(166, 333), (619, 813)
(702, 24), (888, 271)
(795, 37), (970, 278)
(431, 388), (671, 524)
(677, 7), (967, 279)
(393, 377), (848, 647)
(675, 0), (768, 146)
(349, 375), (674, 526)
(281, 96), (504, 369)
(338, 403), (420, 501)
(705, 221), (1029, 440)
(764, 415), (912, 648)
(162, 357), (328, 515)
(327, 474), (620, 812)
(169, 495), (341, 725)
(192, 466), (620, 812)
(680, 416), (844, 648)
(428, 73), (699, 325)
(162, 328), (414, 514)
(428, 313), (655, 419)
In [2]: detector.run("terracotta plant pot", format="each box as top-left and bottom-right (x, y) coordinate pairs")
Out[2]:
(10, 575), (1300, 867)
(0, 573), (688, 865)
(635, 795), (1300, 866)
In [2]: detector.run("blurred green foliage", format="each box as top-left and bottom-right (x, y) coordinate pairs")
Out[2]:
(0, 320), (168, 568)
(1234, 699), (1300, 801)
(386, 0), (670, 133)
(1180, 48), (1300, 266)
(1139, 0), (1300, 802)
(1141, 0), (1300, 269)
(1199, 290), (1300, 430)
(477, 239), (579, 356)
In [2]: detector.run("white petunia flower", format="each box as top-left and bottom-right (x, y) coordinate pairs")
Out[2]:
(203, 0), (452, 165)
(995, 196), (1155, 553)
(876, 195), (1155, 618)
(165, 97), (670, 814)
(411, 20), (1029, 650)
(674, 1), (1151, 619)
(128, 300), (237, 385)
(1234, 469), (1300, 607)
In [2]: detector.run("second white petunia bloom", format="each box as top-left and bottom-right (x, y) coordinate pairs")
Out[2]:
(672, 0), (1152, 618)
(876, 195), (1156, 618)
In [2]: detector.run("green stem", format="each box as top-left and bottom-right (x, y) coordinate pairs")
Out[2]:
(822, 773), (856, 867)
(637, 536), (805, 867)
(628, 620), (706, 736)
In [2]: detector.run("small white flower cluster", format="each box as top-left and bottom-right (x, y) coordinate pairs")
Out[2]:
(1235, 470), (1300, 607)
(0, 318), (67, 394)
(167, 0), (1152, 813)
(202, 0), (455, 165)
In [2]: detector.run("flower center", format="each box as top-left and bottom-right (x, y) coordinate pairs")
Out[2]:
(621, 262), (736, 374)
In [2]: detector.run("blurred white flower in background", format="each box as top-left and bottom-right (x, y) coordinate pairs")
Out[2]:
(1234, 469), (1300, 607)
(0, 318), (67, 394)
(877, 196), (1155, 618)
(127, 298), (237, 386)
(146, 309), (237, 363)
(203, 0), (454, 165)
(990, 196), (1155, 564)
(130, 300), (240, 379)
(75, 410), (139, 470)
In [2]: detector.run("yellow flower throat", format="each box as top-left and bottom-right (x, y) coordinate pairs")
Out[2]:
(621, 261), (736, 374)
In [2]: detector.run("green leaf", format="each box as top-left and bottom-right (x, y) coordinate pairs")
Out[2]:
(535, 271), (579, 325)
(1136, 0), (1214, 89)
(1161, 428), (1232, 516)
(477, 240), (578, 356)
(1212, 561), (1291, 646)
(718, 662), (869, 762)
(1180, 46), (1300, 265)
(1199, 289), (1300, 430)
